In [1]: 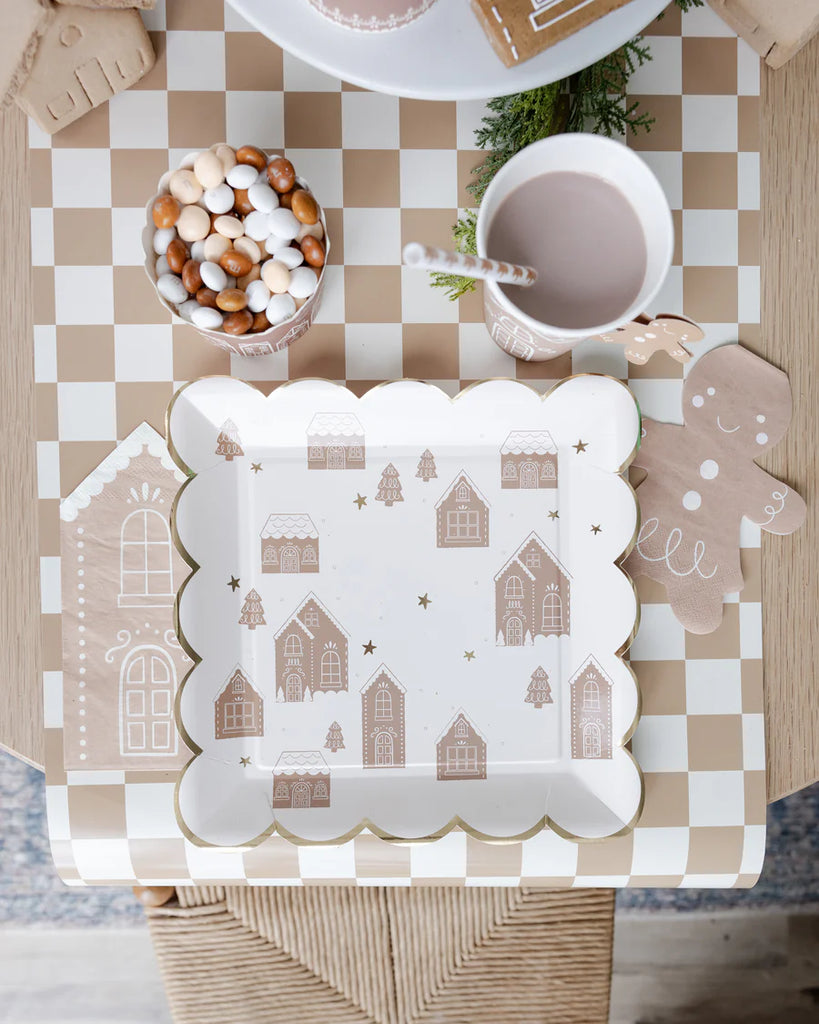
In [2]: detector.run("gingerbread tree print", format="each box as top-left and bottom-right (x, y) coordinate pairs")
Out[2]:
(216, 419), (244, 461)
(416, 449), (437, 482)
(239, 588), (265, 630)
(525, 666), (553, 708)
(324, 721), (344, 753)
(375, 463), (403, 507)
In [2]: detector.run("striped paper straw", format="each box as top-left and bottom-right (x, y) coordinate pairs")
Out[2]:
(403, 242), (537, 287)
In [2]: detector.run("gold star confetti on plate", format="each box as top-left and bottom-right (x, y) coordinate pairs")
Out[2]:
(251, 463), (262, 473)
(591, 524), (602, 534)
(418, 593), (431, 609)
(548, 510), (559, 520)
(239, 756), (251, 767)
(464, 650), (476, 661)
(354, 493), (367, 509)
(228, 576), (240, 591)
(362, 640), (376, 655)
(573, 440), (588, 453)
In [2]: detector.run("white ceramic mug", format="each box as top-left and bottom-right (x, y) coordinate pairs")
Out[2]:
(476, 134), (674, 361)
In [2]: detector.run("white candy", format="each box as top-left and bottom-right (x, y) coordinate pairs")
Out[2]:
(264, 233), (290, 255)
(190, 240), (207, 262)
(157, 273), (188, 305)
(248, 182), (279, 213)
(246, 279), (272, 313)
(152, 227), (176, 255)
(272, 246), (304, 270)
(226, 163), (259, 189)
(178, 299), (201, 322)
(200, 261), (228, 292)
(288, 266), (318, 299)
(266, 292), (297, 325)
(267, 208), (300, 241)
(244, 210), (272, 241)
(155, 255), (170, 277)
(191, 306), (224, 330)
(178, 151), (200, 171)
(203, 183), (235, 214)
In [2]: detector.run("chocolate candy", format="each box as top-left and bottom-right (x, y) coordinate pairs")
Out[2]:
(235, 145), (267, 171)
(219, 249), (253, 278)
(300, 236), (325, 268)
(152, 194), (181, 229)
(267, 157), (296, 193)
(196, 287), (219, 308)
(233, 188), (255, 216)
(182, 259), (204, 294)
(278, 189), (294, 210)
(291, 189), (319, 225)
(251, 310), (271, 332)
(222, 309), (254, 335)
(216, 288), (248, 312)
(166, 238), (189, 274)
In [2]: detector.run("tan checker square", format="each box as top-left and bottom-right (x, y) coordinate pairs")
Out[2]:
(685, 603), (740, 659)
(682, 266), (738, 323)
(738, 96), (760, 152)
(631, 660), (687, 716)
(52, 101), (110, 148)
(111, 150), (170, 207)
(345, 266), (401, 322)
(738, 322), (762, 352)
(627, 350), (685, 380)
(49, 840), (81, 881)
(288, 324), (346, 380)
(285, 93), (341, 149)
(645, 5), (680, 35)
(686, 825), (744, 874)
(682, 38), (737, 95)
(225, 32), (284, 91)
(628, 875), (685, 887)
(343, 150), (400, 207)
(33, 267), (55, 325)
(341, 80), (367, 92)
(324, 208), (344, 264)
(39, 499), (61, 557)
(635, 574), (672, 603)
(66, 785), (127, 839)
(172, 324), (231, 381)
(242, 841), (301, 879)
(354, 834), (412, 877)
(124, 770), (180, 785)
(401, 209), (459, 250)
(53, 209), (112, 267)
(741, 659), (764, 714)
(346, 380), (383, 397)
(458, 283), (486, 324)
(129, 838), (190, 881)
(687, 714), (743, 771)
(132, 31), (167, 92)
(627, 97), (681, 151)
(167, 0), (224, 30)
(114, 267), (172, 324)
(36, 383), (58, 440)
(516, 352), (572, 382)
(466, 836), (523, 877)
(745, 770), (767, 824)
(576, 832), (634, 876)
(30, 149), (52, 207)
(638, 772), (689, 827)
(520, 875), (577, 886)
(168, 92), (226, 150)
(738, 210), (760, 266)
(739, 546), (761, 602)
(60, 441), (115, 496)
(683, 152), (738, 209)
(403, 323), (459, 379)
(735, 871), (761, 887)
(56, 326), (115, 382)
(457, 149), (481, 207)
(116, 382), (174, 438)
(672, 208), (683, 266)
(399, 99), (457, 149)
(44, 727), (67, 783)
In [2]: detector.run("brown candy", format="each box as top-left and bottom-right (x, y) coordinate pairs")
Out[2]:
(216, 288), (248, 312)
(219, 249), (253, 278)
(235, 145), (267, 171)
(267, 157), (296, 193)
(152, 194), (181, 229)
(222, 309), (254, 335)
(237, 265), (262, 290)
(166, 238), (189, 274)
(300, 235), (325, 268)
(196, 287), (219, 308)
(278, 189), (294, 210)
(291, 189), (319, 225)
(251, 310), (270, 332)
(233, 188), (254, 216)
(181, 259), (203, 294)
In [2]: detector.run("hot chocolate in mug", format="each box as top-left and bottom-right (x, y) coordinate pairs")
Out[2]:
(476, 134), (674, 361)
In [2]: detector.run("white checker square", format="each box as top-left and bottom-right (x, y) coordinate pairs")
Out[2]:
(520, 828), (579, 878)
(627, 379), (685, 425)
(166, 32), (225, 91)
(739, 824), (766, 874)
(230, 348), (289, 381)
(34, 326), (57, 383)
(40, 556), (61, 615)
(630, 826), (690, 876)
(685, 659), (742, 715)
(737, 152), (760, 210)
(283, 50), (342, 91)
(112, 209), (149, 266)
(51, 150), (111, 208)
(739, 602), (762, 659)
(313, 264), (345, 325)
(108, 91), (168, 148)
(410, 830), (466, 877)
(345, 323), (403, 379)
(465, 876), (521, 886)
(286, 149), (343, 208)
(571, 337), (628, 379)
(742, 714), (766, 771)
(681, 5), (735, 35)
(30, 208), (54, 266)
(140, 0), (165, 29)
(638, 151), (683, 209)
(630, 715), (688, 772)
(72, 838), (135, 880)
(682, 96), (738, 152)
(37, 441), (60, 499)
(125, 783), (180, 839)
(738, 265), (760, 322)
(681, 873), (739, 887)
(27, 118), (52, 149)
(298, 843), (356, 879)
(341, 92), (400, 149)
(114, 325), (173, 381)
(57, 382), (116, 442)
(184, 844), (247, 880)
(226, 92), (284, 150)
(650, 264), (684, 315)
(739, 518), (761, 547)
(45, 787), (71, 841)
(630, 603), (687, 661)
(54, 266), (114, 325)
(688, 770), (745, 826)
(401, 266), (459, 323)
(573, 875), (630, 888)
(682, 210), (738, 266)
(737, 43), (761, 95)
(65, 770), (125, 786)
(342, 208), (401, 265)
(43, 672), (63, 729)
(400, 150), (457, 208)
(681, 325), (740, 368)
(456, 99), (489, 149)
(458, 322), (516, 380)
(224, 6), (254, 30)
(629, 37), (682, 94)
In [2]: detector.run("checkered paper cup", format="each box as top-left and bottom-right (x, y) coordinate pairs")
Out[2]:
(142, 145), (329, 358)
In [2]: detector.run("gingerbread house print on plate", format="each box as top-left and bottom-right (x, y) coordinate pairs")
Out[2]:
(260, 513), (319, 574)
(569, 656), (613, 760)
(360, 664), (406, 769)
(59, 422), (190, 770)
(495, 533), (570, 645)
(435, 471), (489, 548)
(436, 711), (487, 781)
(214, 666), (264, 740)
(307, 413), (365, 470)
(500, 431), (558, 489)
(272, 751), (331, 809)
(274, 594), (349, 701)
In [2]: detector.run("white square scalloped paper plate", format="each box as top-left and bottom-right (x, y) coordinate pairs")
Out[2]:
(169, 376), (642, 847)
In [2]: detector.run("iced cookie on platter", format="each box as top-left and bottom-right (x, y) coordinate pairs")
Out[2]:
(307, 0), (438, 31)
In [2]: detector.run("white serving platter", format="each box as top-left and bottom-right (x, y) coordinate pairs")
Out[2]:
(169, 377), (642, 847)
(228, 0), (668, 101)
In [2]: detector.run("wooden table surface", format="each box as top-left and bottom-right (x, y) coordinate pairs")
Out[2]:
(1, 45), (817, 802)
